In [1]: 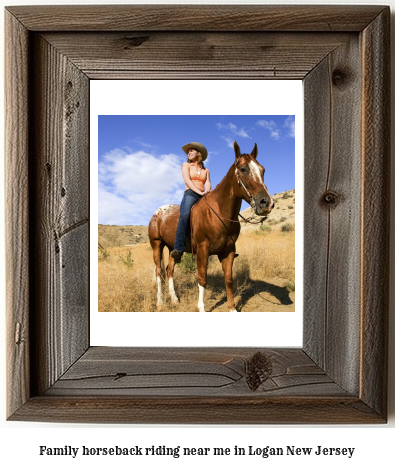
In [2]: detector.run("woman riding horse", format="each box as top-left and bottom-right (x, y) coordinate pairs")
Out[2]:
(170, 142), (212, 263)
(149, 141), (274, 312)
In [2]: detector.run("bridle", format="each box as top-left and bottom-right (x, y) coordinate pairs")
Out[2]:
(234, 154), (257, 210)
(203, 154), (269, 227)
(189, 156), (267, 262)
(189, 156), (268, 259)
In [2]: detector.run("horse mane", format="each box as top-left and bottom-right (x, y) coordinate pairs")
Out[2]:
(210, 154), (250, 195)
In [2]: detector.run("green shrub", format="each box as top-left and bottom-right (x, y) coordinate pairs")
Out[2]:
(281, 223), (294, 232)
(119, 251), (134, 268)
(267, 218), (279, 225)
(180, 253), (196, 273)
(98, 248), (110, 261)
(285, 280), (295, 292)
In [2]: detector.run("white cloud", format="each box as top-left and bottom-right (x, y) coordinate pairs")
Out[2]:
(132, 137), (158, 151)
(216, 122), (250, 138)
(220, 136), (235, 149)
(98, 149), (185, 225)
(217, 122), (236, 132)
(236, 128), (250, 138)
(256, 119), (281, 140)
(284, 115), (295, 138)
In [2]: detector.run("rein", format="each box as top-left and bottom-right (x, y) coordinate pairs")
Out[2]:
(189, 194), (266, 262)
(202, 155), (268, 226)
(203, 194), (267, 226)
(188, 155), (268, 262)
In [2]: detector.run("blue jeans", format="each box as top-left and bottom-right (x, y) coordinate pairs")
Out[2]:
(173, 189), (202, 254)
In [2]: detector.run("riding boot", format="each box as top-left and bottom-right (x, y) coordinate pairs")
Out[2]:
(170, 250), (182, 263)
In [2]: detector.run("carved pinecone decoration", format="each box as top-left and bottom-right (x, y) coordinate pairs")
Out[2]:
(246, 351), (273, 391)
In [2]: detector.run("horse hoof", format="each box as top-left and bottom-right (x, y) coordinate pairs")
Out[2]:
(229, 309), (237, 312)
(198, 306), (206, 313)
(171, 297), (179, 305)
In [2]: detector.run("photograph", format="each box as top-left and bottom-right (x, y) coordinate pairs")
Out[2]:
(97, 114), (296, 314)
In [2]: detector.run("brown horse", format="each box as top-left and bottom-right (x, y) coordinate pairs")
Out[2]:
(148, 141), (274, 312)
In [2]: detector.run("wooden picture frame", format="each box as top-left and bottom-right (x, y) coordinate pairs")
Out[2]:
(5, 5), (390, 424)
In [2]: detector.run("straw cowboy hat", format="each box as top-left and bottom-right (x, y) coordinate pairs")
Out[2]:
(182, 142), (208, 161)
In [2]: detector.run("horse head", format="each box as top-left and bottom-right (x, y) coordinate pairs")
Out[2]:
(234, 141), (274, 216)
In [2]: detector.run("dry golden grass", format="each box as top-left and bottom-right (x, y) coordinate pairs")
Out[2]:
(98, 229), (295, 313)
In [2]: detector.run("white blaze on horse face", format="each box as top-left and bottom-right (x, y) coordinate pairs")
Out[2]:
(198, 284), (205, 313)
(249, 160), (264, 185)
(249, 160), (270, 194)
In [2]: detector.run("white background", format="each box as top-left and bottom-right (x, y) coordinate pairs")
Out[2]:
(1, 1), (394, 469)
(90, 79), (304, 347)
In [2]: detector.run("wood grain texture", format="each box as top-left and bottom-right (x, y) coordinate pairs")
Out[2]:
(360, 8), (390, 418)
(9, 348), (382, 424)
(5, 5), (386, 32)
(29, 34), (90, 395)
(303, 56), (331, 369)
(46, 347), (344, 397)
(5, 5), (389, 424)
(304, 35), (362, 395)
(9, 396), (383, 425)
(42, 32), (350, 80)
(5, 10), (30, 418)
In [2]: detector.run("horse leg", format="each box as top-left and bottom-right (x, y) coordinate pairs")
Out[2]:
(166, 253), (179, 304)
(196, 244), (209, 312)
(151, 239), (165, 308)
(220, 252), (237, 312)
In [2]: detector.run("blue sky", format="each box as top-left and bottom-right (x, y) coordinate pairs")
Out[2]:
(98, 115), (295, 226)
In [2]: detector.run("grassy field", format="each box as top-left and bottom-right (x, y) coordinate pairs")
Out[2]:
(98, 228), (295, 313)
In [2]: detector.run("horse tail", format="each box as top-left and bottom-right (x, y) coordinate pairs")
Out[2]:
(149, 210), (167, 284)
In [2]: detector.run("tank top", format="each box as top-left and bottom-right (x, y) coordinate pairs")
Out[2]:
(185, 162), (207, 192)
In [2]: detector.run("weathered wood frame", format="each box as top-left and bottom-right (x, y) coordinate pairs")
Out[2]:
(5, 5), (390, 424)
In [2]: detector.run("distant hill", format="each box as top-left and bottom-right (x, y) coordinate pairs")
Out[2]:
(239, 189), (295, 232)
(98, 189), (295, 248)
(98, 224), (149, 249)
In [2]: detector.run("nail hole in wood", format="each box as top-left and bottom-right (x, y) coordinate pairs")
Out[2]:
(332, 68), (348, 87)
(114, 372), (127, 381)
(321, 190), (340, 208)
(123, 35), (149, 48)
